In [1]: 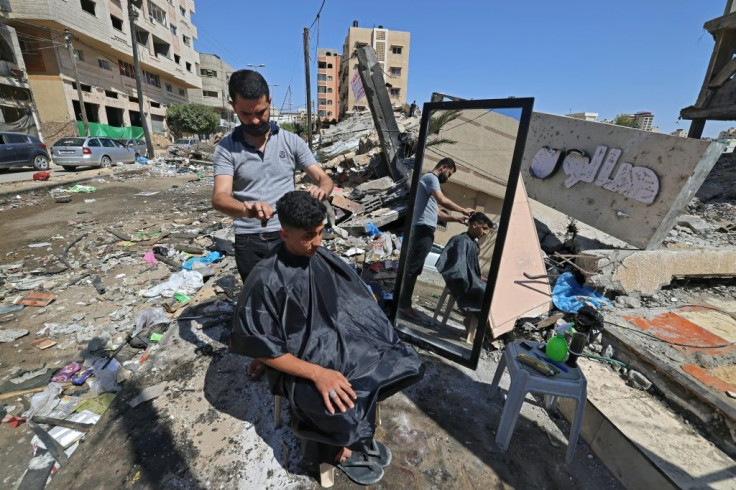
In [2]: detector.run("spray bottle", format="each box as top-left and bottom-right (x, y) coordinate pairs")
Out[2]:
(545, 322), (575, 362)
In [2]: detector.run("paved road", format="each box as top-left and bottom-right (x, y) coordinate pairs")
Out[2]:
(0, 164), (121, 184)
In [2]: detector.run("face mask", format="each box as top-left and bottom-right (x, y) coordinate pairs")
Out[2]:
(242, 121), (270, 136)
(438, 172), (449, 184)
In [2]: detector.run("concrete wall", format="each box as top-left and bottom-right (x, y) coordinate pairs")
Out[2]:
(520, 112), (724, 249)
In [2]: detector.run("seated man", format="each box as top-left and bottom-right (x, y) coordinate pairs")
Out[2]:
(230, 191), (425, 485)
(435, 212), (495, 314)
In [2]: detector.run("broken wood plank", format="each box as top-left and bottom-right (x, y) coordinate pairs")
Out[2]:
(31, 415), (94, 432)
(331, 195), (364, 214)
(14, 291), (55, 307)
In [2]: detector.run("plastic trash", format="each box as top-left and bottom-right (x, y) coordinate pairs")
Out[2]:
(136, 156), (149, 164)
(32, 171), (50, 181)
(88, 358), (121, 395)
(139, 270), (204, 298)
(68, 185), (96, 193)
(181, 251), (222, 270)
(50, 362), (82, 383)
(132, 306), (169, 338)
(143, 251), (157, 266)
(25, 383), (64, 418)
(365, 222), (381, 236)
(551, 272), (612, 313)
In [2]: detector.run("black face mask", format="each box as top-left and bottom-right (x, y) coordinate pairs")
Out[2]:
(242, 120), (270, 136)
(438, 172), (448, 184)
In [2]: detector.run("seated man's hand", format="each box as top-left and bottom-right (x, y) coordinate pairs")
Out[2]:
(243, 201), (274, 220)
(306, 185), (327, 201)
(313, 366), (357, 414)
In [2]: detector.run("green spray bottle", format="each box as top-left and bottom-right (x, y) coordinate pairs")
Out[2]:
(545, 322), (575, 362)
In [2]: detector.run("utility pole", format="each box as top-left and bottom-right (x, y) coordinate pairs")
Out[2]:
(127, 0), (154, 159)
(303, 27), (313, 149)
(64, 28), (89, 137)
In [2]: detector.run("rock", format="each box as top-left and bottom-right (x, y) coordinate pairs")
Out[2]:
(616, 295), (642, 309)
(603, 344), (614, 358)
(0, 328), (29, 342)
(676, 215), (713, 235)
(627, 370), (653, 391)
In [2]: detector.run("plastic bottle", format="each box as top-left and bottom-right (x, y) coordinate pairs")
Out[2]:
(546, 322), (575, 362)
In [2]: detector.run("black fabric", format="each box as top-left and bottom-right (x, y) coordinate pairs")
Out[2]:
(399, 224), (435, 309)
(231, 245), (424, 463)
(233, 232), (283, 282)
(435, 232), (486, 312)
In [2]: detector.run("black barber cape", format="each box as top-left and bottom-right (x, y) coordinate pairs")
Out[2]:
(435, 232), (486, 313)
(230, 244), (424, 462)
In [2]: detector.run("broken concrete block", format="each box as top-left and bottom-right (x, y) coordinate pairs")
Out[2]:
(627, 370), (653, 391)
(0, 329), (29, 343)
(676, 214), (713, 235)
(356, 176), (394, 192)
(577, 249), (736, 296)
(615, 295), (641, 309)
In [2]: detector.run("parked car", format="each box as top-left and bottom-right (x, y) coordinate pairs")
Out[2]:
(117, 138), (148, 159)
(51, 136), (136, 170)
(423, 243), (444, 273)
(168, 138), (198, 152)
(0, 131), (51, 171)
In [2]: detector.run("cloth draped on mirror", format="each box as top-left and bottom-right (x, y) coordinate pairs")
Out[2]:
(435, 232), (486, 313)
(230, 245), (425, 463)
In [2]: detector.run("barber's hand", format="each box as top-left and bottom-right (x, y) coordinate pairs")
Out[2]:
(306, 185), (327, 201)
(244, 201), (274, 220)
(313, 366), (357, 414)
(457, 214), (469, 225)
(463, 207), (475, 216)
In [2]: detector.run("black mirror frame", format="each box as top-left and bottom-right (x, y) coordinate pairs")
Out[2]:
(391, 97), (535, 369)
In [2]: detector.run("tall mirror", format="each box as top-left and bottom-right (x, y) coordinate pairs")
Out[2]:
(392, 98), (534, 369)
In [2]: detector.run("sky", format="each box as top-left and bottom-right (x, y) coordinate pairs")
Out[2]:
(191, 1), (732, 138)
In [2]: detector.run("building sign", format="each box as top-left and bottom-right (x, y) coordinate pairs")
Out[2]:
(350, 69), (365, 102)
(521, 112), (723, 249)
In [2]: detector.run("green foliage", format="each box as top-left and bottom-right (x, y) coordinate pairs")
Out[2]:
(281, 122), (305, 136)
(426, 109), (461, 148)
(166, 103), (219, 138)
(613, 113), (636, 128)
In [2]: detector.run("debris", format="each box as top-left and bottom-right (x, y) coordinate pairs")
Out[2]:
(627, 370), (653, 391)
(14, 291), (55, 307)
(0, 328), (29, 342)
(50, 362), (83, 383)
(128, 381), (169, 408)
(0, 304), (24, 314)
(31, 338), (57, 350)
(551, 272), (611, 313)
(28, 242), (51, 248)
(32, 171), (51, 181)
(68, 185), (96, 193)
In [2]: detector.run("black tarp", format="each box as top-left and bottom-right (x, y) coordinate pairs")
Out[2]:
(435, 232), (486, 312)
(230, 245), (424, 463)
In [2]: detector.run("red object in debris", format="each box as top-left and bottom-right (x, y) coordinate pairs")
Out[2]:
(32, 171), (51, 181)
(1, 415), (27, 428)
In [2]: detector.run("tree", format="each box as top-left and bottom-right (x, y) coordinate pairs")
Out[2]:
(166, 103), (219, 138)
(613, 113), (636, 128)
(281, 122), (305, 136)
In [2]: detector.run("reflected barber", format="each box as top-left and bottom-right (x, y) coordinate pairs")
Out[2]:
(399, 157), (474, 319)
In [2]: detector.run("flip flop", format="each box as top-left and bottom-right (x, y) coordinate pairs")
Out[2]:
(365, 439), (392, 467)
(335, 453), (384, 485)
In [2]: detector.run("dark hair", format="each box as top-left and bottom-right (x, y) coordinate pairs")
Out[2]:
(276, 191), (326, 230)
(469, 212), (494, 228)
(228, 69), (270, 102)
(434, 157), (456, 171)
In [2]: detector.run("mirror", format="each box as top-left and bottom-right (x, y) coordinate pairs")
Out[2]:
(392, 98), (534, 369)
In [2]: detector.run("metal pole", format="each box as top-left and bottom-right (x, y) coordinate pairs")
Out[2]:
(64, 28), (89, 137)
(128, 1), (155, 158)
(303, 27), (313, 149)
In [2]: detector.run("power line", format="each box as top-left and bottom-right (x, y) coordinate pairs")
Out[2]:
(309, 0), (327, 30)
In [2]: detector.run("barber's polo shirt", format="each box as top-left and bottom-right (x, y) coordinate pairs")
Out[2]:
(413, 172), (441, 229)
(213, 123), (318, 234)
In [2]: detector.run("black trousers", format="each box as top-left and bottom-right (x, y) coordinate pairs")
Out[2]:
(399, 225), (435, 309)
(234, 232), (283, 283)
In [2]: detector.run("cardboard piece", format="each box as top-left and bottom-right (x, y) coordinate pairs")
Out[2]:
(331, 194), (364, 214)
(31, 338), (57, 350)
(14, 292), (55, 307)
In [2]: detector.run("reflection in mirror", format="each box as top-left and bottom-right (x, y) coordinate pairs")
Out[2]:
(395, 104), (527, 363)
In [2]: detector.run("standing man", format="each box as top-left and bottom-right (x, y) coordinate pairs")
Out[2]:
(398, 158), (473, 319)
(212, 69), (333, 284)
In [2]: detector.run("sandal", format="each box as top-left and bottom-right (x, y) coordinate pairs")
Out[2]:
(365, 439), (392, 467)
(335, 452), (384, 485)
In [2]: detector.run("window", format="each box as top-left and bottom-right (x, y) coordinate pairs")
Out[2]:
(178, 88), (185, 96)
(149, 2), (167, 26)
(203, 90), (219, 98)
(81, 0), (96, 15)
(391, 45), (403, 55)
(200, 69), (217, 77)
(129, 96), (139, 103)
(143, 70), (161, 87)
(182, 35), (190, 46)
(318, 98), (327, 106)
(174, 54), (180, 64)
(317, 74), (327, 81)
(390, 88), (400, 97)
(87, 138), (101, 147)
(101, 138), (115, 148)
(136, 29), (149, 47)
(110, 15), (123, 30)
(165, 83), (172, 92)
(327, 63), (332, 69)
(318, 61), (326, 69)
(389, 67), (401, 77)
(73, 49), (84, 62)
(81, 84), (92, 92)
(317, 86), (326, 93)
(327, 100), (333, 105)
(327, 87), (333, 93)
(119, 59), (135, 78)
(327, 75), (333, 81)
(105, 90), (118, 98)
(170, 25), (177, 35)
(5, 134), (28, 144)
(327, 111), (333, 116)
(318, 110), (326, 117)
(98, 58), (111, 70)
(112, 140), (125, 147)
(150, 102), (161, 108)
(185, 62), (191, 72)
(179, 6), (186, 17)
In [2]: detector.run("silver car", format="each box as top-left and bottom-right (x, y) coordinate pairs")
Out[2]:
(118, 138), (148, 159)
(51, 136), (136, 170)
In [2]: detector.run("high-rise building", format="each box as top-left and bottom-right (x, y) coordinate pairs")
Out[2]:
(317, 48), (340, 122)
(633, 111), (654, 131)
(671, 129), (688, 138)
(339, 22), (409, 119)
(188, 53), (234, 130)
(3, 0), (201, 139)
(0, 23), (43, 139)
(717, 127), (736, 140)
(565, 112), (598, 122)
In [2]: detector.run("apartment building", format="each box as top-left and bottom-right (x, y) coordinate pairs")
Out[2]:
(565, 112), (598, 122)
(633, 111), (654, 131)
(0, 23), (43, 138)
(317, 48), (339, 122)
(339, 22), (409, 119)
(187, 52), (234, 129)
(2, 0), (201, 140)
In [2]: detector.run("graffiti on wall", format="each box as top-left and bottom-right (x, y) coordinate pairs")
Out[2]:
(529, 145), (660, 205)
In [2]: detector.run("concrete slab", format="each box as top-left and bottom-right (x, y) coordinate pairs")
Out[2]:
(559, 361), (736, 490)
(578, 248), (736, 296)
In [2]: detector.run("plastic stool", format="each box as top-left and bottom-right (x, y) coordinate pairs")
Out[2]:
(489, 340), (587, 464)
(432, 286), (478, 344)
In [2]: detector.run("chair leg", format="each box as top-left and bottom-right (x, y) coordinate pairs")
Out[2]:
(319, 463), (335, 488)
(375, 402), (381, 426)
(495, 377), (528, 452)
(489, 354), (507, 397)
(274, 395), (283, 427)
(433, 287), (449, 323)
(441, 295), (455, 327)
(565, 388), (587, 464)
(465, 316), (478, 344)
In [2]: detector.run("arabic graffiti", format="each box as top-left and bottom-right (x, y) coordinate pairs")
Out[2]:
(529, 145), (660, 204)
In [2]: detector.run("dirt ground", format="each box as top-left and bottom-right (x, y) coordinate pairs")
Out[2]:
(0, 170), (624, 488)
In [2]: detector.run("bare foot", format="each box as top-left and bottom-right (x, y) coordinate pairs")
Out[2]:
(247, 359), (265, 380)
(335, 447), (352, 463)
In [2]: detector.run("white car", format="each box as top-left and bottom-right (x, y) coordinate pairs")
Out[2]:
(423, 243), (444, 273)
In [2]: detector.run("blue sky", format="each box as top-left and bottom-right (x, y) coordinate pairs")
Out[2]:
(192, 1), (731, 137)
